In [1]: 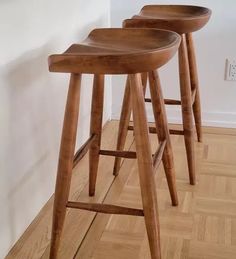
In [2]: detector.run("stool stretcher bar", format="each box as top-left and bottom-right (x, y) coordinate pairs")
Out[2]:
(99, 149), (137, 159)
(145, 98), (182, 105)
(153, 140), (166, 170)
(145, 88), (196, 109)
(100, 140), (166, 168)
(128, 125), (184, 136)
(145, 87), (197, 107)
(66, 201), (144, 216)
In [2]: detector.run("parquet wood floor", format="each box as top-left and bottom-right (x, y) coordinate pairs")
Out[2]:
(6, 121), (236, 259)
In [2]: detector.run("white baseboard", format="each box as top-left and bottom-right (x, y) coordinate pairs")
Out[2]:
(112, 107), (236, 129)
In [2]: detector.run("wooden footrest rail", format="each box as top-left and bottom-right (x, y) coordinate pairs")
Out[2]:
(99, 149), (137, 158)
(153, 141), (166, 170)
(73, 135), (166, 172)
(100, 141), (166, 168)
(66, 201), (144, 216)
(145, 88), (196, 106)
(128, 125), (184, 136)
(145, 98), (181, 105)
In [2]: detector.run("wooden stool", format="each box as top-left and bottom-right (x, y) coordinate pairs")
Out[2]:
(114, 5), (212, 185)
(48, 28), (180, 259)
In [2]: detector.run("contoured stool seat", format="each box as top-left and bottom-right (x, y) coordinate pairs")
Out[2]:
(49, 28), (181, 74)
(131, 5), (211, 34)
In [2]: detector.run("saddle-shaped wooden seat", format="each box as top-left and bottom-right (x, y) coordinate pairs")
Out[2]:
(126, 5), (211, 34)
(49, 28), (180, 74)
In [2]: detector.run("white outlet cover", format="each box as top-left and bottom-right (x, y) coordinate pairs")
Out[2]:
(225, 59), (236, 81)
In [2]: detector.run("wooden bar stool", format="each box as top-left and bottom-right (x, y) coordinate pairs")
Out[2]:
(113, 5), (211, 185)
(48, 28), (180, 259)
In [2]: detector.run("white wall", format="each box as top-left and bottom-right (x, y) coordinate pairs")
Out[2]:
(0, 0), (110, 258)
(111, 0), (236, 128)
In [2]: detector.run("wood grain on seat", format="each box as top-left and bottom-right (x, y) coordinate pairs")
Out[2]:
(124, 5), (211, 34)
(48, 28), (180, 74)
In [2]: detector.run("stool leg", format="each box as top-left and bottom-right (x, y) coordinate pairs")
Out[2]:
(113, 73), (148, 176)
(186, 33), (203, 143)
(50, 73), (81, 259)
(130, 73), (161, 259)
(113, 76), (132, 176)
(141, 72), (148, 91)
(89, 74), (104, 196)
(149, 70), (178, 206)
(179, 34), (196, 185)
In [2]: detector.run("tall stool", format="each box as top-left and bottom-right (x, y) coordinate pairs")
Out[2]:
(48, 28), (180, 259)
(113, 5), (211, 185)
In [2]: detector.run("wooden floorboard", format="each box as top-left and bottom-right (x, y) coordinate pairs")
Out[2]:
(6, 120), (236, 259)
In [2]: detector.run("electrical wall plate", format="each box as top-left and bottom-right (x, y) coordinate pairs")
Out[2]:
(225, 59), (236, 81)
